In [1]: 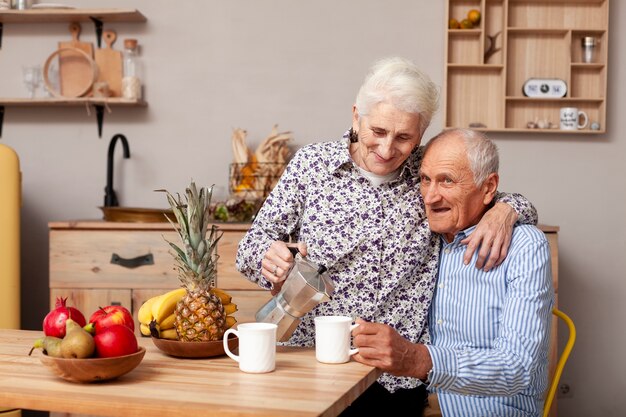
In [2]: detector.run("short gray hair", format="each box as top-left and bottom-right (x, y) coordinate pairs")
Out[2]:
(355, 57), (440, 136)
(425, 128), (499, 186)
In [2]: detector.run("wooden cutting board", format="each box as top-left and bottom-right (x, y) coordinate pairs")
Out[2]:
(94, 30), (123, 97)
(58, 22), (94, 97)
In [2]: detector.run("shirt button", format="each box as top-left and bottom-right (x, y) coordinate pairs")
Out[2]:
(444, 248), (451, 254)
(437, 319), (443, 325)
(438, 283), (444, 289)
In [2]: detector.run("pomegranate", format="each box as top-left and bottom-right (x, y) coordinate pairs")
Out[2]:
(43, 297), (87, 338)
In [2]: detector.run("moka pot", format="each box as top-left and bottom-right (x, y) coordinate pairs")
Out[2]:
(255, 249), (334, 342)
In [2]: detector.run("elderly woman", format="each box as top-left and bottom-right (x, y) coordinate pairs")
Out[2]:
(236, 57), (537, 416)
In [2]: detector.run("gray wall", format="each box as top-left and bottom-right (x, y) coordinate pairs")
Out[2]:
(1, 1), (624, 415)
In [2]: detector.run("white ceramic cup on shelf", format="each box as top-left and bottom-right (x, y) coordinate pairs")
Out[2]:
(314, 316), (360, 364)
(560, 107), (588, 130)
(223, 323), (277, 373)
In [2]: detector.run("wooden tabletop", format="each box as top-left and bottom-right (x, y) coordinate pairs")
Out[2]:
(0, 330), (381, 417)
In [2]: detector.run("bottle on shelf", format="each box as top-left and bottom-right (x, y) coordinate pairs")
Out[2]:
(122, 39), (143, 100)
(581, 36), (597, 63)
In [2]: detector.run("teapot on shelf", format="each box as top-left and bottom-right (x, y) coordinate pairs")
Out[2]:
(255, 248), (334, 342)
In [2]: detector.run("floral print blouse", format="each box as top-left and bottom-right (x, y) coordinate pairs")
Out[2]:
(236, 131), (538, 392)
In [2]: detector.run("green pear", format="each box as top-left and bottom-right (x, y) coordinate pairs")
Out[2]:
(83, 322), (96, 335)
(60, 318), (95, 359)
(29, 336), (63, 357)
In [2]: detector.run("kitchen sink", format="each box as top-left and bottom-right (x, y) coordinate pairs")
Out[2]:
(99, 206), (174, 223)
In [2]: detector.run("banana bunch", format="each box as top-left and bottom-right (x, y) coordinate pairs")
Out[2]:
(137, 287), (238, 340)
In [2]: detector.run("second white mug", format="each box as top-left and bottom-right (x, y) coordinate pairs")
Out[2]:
(560, 107), (588, 130)
(314, 316), (359, 364)
(223, 322), (277, 373)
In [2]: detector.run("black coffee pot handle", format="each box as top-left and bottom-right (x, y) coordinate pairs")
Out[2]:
(288, 246), (327, 274)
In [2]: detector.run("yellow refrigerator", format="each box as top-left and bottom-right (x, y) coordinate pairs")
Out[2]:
(0, 143), (21, 417)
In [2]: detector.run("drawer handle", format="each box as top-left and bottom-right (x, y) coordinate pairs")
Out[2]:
(110, 253), (154, 269)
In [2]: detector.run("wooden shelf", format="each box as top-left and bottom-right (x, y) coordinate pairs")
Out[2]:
(444, 0), (609, 134)
(466, 127), (605, 135)
(506, 28), (569, 35)
(447, 64), (503, 70)
(0, 98), (147, 107)
(0, 9), (146, 23)
(0, 8), (147, 138)
(448, 29), (482, 36)
(505, 97), (604, 103)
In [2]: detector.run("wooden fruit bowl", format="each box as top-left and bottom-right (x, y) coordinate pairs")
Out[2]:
(151, 335), (238, 358)
(39, 347), (146, 383)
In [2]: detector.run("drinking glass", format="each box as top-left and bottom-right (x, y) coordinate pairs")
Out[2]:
(22, 65), (42, 98)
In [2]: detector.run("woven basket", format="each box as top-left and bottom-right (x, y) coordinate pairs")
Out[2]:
(229, 162), (286, 200)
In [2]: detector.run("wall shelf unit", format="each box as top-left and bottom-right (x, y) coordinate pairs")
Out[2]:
(0, 9), (146, 47)
(0, 98), (147, 107)
(0, 9), (147, 138)
(444, 0), (609, 134)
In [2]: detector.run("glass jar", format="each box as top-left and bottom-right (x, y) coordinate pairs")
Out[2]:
(122, 39), (143, 100)
(12, 0), (33, 10)
(581, 36), (596, 64)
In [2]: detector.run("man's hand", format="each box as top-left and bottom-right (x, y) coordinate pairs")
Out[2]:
(261, 241), (307, 295)
(351, 319), (431, 380)
(461, 202), (518, 271)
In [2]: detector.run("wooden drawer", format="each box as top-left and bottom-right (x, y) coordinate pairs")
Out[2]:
(50, 229), (180, 289)
(50, 226), (259, 291)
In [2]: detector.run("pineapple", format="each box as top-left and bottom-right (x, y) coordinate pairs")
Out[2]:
(162, 181), (226, 342)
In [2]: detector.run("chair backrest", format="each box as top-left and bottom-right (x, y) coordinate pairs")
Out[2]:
(543, 308), (576, 417)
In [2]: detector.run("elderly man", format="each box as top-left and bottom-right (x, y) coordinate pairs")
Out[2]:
(352, 128), (554, 417)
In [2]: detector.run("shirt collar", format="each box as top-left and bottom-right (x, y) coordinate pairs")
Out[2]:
(440, 224), (478, 246)
(326, 131), (354, 173)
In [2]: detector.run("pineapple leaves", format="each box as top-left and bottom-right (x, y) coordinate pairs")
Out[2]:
(160, 181), (223, 291)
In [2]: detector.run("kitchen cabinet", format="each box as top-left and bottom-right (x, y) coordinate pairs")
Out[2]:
(48, 221), (271, 337)
(0, 8), (147, 137)
(444, 0), (609, 134)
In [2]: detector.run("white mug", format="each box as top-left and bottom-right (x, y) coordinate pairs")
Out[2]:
(560, 107), (588, 130)
(223, 323), (277, 373)
(314, 316), (359, 364)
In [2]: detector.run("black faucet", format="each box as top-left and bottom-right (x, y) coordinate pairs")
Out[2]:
(104, 134), (131, 207)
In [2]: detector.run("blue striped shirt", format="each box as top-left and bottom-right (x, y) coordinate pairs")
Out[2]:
(426, 224), (554, 417)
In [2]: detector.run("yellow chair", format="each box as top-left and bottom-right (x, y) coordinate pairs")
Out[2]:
(543, 308), (576, 417)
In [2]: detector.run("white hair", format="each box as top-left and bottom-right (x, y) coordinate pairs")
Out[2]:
(355, 57), (440, 136)
(425, 128), (499, 186)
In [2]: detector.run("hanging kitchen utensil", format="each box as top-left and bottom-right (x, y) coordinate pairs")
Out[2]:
(43, 47), (97, 98)
(58, 22), (95, 97)
(94, 30), (123, 97)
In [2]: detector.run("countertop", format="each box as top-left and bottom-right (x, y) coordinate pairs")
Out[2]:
(0, 329), (381, 417)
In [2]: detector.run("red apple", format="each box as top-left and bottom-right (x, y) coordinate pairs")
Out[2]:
(89, 305), (135, 333)
(93, 324), (139, 358)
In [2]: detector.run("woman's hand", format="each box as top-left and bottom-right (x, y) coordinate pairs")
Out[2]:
(261, 241), (307, 295)
(351, 319), (431, 379)
(461, 202), (518, 271)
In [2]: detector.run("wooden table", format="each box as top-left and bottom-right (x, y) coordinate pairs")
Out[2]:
(0, 330), (381, 417)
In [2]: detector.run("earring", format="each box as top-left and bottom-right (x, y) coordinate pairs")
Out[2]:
(349, 128), (358, 143)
